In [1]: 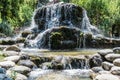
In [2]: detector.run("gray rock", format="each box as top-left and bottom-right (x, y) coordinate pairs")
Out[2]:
(4, 45), (21, 52)
(113, 47), (120, 54)
(94, 74), (119, 80)
(3, 51), (19, 57)
(113, 58), (120, 67)
(10, 66), (31, 75)
(4, 56), (20, 63)
(102, 61), (114, 71)
(0, 68), (6, 74)
(28, 69), (53, 80)
(110, 66), (120, 75)
(17, 60), (35, 68)
(99, 71), (111, 74)
(98, 49), (113, 56)
(91, 67), (103, 73)
(105, 54), (120, 62)
(89, 54), (103, 68)
(0, 61), (15, 69)
(0, 73), (12, 80)
(7, 70), (27, 80)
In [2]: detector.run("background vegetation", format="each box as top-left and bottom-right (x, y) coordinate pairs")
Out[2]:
(71, 0), (120, 36)
(0, 0), (120, 36)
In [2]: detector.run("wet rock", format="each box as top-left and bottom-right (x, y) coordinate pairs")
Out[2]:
(20, 54), (30, 60)
(10, 66), (31, 75)
(51, 63), (64, 70)
(89, 54), (102, 68)
(4, 56), (20, 63)
(113, 47), (120, 54)
(98, 49), (113, 56)
(99, 71), (111, 74)
(102, 61), (114, 71)
(113, 58), (120, 67)
(7, 70), (27, 80)
(16, 37), (26, 43)
(105, 54), (120, 62)
(91, 67), (103, 73)
(94, 74), (119, 80)
(0, 73), (12, 80)
(17, 60), (35, 68)
(4, 45), (21, 52)
(110, 66), (120, 75)
(0, 68), (6, 74)
(0, 39), (15, 45)
(28, 69), (53, 80)
(21, 30), (32, 38)
(40, 62), (52, 69)
(51, 56), (72, 69)
(0, 61), (15, 69)
(52, 56), (63, 63)
(3, 51), (19, 57)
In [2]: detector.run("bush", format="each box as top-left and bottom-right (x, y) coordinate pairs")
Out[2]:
(0, 21), (13, 36)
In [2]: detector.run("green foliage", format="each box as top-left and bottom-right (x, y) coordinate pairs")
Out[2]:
(0, 21), (13, 36)
(71, 0), (120, 36)
(0, 0), (37, 35)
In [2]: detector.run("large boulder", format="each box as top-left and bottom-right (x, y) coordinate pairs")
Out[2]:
(4, 56), (20, 63)
(17, 60), (35, 68)
(98, 49), (113, 56)
(113, 47), (120, 54)
(105, 54), (120, 62)
(34, 3), (83, 31)
(3, 51), (19, 57)
(10, 66), (31, 75)
(94, 74), (119, 80)
(113, 58), (120, 67)
(102, 61), (114, 71)
(7, 70), (27, 80)
(0, 61), (15, 69)
(110, 66), (120, 75)
(89, 54), (103, 68)
(4, 45), (21, 52)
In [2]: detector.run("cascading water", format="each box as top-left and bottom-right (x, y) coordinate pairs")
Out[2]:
(25, 2), (102, 49)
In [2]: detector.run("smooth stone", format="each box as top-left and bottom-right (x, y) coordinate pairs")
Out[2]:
(7, 70), (27, 80)
(4, 56), (20, 63)
(10, 66), (31, 75)
(105, 54), (120, 62)
(3, 51), (19, 57)
(0, 68), (6, 74)
(53, 55), (63, 63)
(94, 74), (119, 80)
(110, 66), (120, 75)
(99, 71), (111, 74)
(40, 62), (52, 69)
(113, 58), (120, 67)
(17, 60), (35, 68)
(4, 45), (21, 52)
(0, 61), (15, 69)
(89, 54), (102, 68)
(28, 69), (53, 80)
(0, 73), (12, 80)
(98, 49), (113, 56)
(102, 61), (114, 71)
(113, 47), (120, 53)
(91, 67), (103, 73)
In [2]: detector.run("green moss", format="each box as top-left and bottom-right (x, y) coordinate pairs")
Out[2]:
(0, 51), (5, 61)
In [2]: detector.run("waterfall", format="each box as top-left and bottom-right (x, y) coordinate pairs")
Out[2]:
(25, 3), (102, 49)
